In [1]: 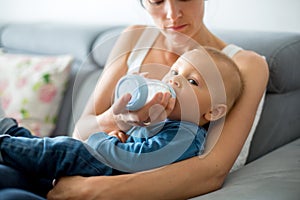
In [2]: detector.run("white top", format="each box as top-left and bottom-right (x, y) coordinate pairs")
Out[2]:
(127, 28), (160, 74)
(127, 30), (243, 73)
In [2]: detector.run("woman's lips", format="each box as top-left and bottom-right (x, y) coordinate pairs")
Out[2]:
(165, 24), (188, 31)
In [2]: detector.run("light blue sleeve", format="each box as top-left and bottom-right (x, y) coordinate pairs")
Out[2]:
(86, 122), (203, 173)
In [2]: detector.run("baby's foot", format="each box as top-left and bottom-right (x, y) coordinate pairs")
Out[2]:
(0, 118), (18, 135)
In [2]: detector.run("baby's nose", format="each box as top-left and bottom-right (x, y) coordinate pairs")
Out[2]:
(168, 77), (181, 88)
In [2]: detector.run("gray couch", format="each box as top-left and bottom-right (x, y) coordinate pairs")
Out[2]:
(0, 23), (299, 199)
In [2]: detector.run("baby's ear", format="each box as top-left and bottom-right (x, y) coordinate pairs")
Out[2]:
(204, 104), (227, 121)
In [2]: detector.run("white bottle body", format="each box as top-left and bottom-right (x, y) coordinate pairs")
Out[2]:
(115, 74), (176, 111)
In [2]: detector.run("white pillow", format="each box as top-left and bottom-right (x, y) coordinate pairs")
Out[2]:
(0, 53), (73, 137)
(230, 92), (266, 172)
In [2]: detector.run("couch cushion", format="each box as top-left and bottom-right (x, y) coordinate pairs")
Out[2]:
(0, 24), (8, 47)
(214, 30), (300, 94)
(214, 29), (300, 161)
(190, 138), (300, 200)
(67, 69), (103, 135)
(91, 26), (126, 68)
(248, 90), (300, 162)
(0, 23), (110, 63)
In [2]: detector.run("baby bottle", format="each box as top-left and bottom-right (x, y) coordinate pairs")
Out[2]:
(115, 74), (176, 111)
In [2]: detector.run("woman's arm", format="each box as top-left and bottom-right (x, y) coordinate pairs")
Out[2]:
(86, 122), (200, 173)
(72, 26), (144, 140)
(47, 50), (269, 199)
(73, 25), (174, 141)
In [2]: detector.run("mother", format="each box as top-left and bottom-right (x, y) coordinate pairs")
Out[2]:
(2, 0), (269, 199)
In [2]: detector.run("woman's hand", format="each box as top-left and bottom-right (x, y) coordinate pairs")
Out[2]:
(47, 176), (105, 200)
(112, 92), (176, 129)
(47, 175), (132, 200)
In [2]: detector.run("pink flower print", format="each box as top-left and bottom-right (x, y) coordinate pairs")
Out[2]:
(1, 94), (12, 109)
(34, 58), (56, 71)
(38, 83), (57, 103)
(28, 122), (41, 136)
(7, 112), (22, 123)
(0, 80), (9, 94)
(16, 77), (28, 88)
(33, 63), (43, 71)
(17, 58), (31, 68)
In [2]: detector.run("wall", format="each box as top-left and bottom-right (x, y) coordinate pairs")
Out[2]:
(0, 0), (299, 33)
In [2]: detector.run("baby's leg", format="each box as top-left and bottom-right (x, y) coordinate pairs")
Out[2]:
(0, 136), (113, 179)
(0, 164), (52, 197)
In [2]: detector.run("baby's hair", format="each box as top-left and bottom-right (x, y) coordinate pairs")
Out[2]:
(204, 46), (244, 114)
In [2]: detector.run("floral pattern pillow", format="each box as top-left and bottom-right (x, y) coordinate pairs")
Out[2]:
(0, 53), (73, 137)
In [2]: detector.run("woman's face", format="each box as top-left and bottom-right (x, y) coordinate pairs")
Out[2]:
(142, 0), (205, 40)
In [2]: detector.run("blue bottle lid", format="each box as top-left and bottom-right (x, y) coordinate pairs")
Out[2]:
(115, 74), (148, 111)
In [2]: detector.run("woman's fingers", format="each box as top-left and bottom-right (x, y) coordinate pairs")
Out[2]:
(112, 93), (132, 115)
(149, 93), (176, 124)
(113, 92), (175, 128)
(141, 92), (175, 125)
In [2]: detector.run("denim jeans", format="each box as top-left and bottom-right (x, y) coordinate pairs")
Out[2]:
(0, 164), (50, 198)
(0, 188), (46, 200)
(0, 118), (113, 181)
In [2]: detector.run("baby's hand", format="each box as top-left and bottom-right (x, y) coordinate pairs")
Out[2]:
(108, 130), (129, 143)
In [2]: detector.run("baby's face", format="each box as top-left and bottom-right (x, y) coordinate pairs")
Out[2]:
(162, 57), (211, 126)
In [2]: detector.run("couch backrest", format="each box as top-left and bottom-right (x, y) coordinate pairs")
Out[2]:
(213, 29), (300, 162)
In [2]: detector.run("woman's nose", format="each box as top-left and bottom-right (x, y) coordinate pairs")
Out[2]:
(165, 1), (182, 21)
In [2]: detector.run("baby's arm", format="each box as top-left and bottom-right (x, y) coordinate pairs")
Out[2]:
(87, 121), (204, 173)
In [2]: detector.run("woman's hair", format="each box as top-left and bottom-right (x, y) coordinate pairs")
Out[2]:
(139, 0), (145, 8)
(139, 0), (208, 8)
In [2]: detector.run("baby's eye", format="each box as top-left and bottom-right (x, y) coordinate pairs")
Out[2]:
(148, 0), (164, 5)
(171, 70), (178, 75)
(188, 79), (198, 86)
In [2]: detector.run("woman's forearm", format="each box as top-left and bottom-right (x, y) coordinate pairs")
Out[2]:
(132, 157), (225, 199)
(72, 109), (117, 141)
(47, 156), (226, 200)
(84, 156), (226, 200)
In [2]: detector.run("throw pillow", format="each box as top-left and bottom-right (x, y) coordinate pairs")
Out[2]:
(0, 53), (73, 137)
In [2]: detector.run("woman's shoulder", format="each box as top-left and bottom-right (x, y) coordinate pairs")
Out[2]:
(123, 25), (154, 34)
(234, 49), (269, 80)
(117, 25), (155, 48)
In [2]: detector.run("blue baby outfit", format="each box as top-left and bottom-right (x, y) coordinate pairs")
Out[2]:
(0, 118), (206, 179)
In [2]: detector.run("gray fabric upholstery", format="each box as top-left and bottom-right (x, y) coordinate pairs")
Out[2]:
(0, 23), (299, 199)
(1, 23), (108, 62)
(91, 26), (126, 67)
(214, 30), (300, 93)
(191, 138), (300, 200)
(67, 69), (103, 134)
(213, 29), (300, 162)
(0, 24), (7, 46)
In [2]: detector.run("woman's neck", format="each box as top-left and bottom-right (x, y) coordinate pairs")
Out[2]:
(158, 25), (226, 54)
(193, 25), (227, 50)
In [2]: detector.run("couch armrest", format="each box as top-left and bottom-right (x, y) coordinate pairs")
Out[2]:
(191, 138), (300, 200)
